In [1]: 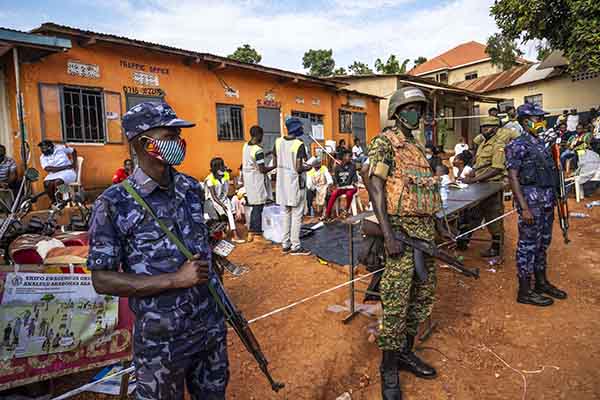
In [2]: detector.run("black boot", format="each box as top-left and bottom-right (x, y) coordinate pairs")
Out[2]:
(396, 335), (437, 379)
(534, 269), (567, 299)
(380, 351), (403, 400)
(480, 235), (502, 258)
(517, 276), (554, 306)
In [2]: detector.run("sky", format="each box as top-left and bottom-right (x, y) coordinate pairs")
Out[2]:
(0, 0), (538, 73)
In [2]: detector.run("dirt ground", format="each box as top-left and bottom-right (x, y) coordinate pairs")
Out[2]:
(36, 195), (600, 399)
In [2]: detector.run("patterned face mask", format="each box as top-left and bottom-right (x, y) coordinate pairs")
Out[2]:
(142, 136), (187, 165)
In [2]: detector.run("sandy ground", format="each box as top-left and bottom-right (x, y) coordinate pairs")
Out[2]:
(16, 195), (600, 400)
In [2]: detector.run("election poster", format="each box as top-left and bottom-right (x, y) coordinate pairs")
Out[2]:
(0, 273), (119, 359)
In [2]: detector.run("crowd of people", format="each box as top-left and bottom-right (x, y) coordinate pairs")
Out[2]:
(2, 93), (593, 399)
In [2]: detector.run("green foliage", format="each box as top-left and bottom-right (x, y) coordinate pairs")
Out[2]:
(491, 0), (600, 73)
(333, 67), (348, 76)
(413, 56), (428, 67)
(374, 55), (411, 74)
(486, 33), (524, 71)
(348, 61), (373, 75)
(228, 44), (262, 64)
(302, 49), (336, 77)
(536, 43), (553, 62)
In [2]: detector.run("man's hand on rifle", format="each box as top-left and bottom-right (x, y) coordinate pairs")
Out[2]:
(521, 208), (534, 225)
(385, 237), (405, 257)
(174, 254), (210, 288)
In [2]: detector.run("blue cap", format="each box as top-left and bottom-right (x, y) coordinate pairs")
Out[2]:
(122, 101), (195, 140)
(517, 102), (547, 118)
(285, 117), (304, 136)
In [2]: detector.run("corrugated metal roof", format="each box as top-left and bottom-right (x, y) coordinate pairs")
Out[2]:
(453, 64), (532, 93)
(31, 23), (346, 89)
(511, 63), (556, 86)
(0, 26), (71, 49)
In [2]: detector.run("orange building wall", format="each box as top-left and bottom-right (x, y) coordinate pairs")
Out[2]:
(6, 38), (379, 191)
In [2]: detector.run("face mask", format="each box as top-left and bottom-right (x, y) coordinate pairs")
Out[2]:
(217, 170), (225, 177)
(426, 154), (432, 160)
(143, 137), (187, 166)
(0, 154), (4, 162)
(526, 119), (546, 135)
(397, 110), (420, 128)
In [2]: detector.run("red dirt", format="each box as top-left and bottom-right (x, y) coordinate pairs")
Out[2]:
(46, 195), (600, 399)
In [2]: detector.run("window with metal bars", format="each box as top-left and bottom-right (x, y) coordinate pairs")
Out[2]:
(339, 110), (352, 133)
(524, 94), (543, 109)
(61, 86), (105, 143)
(217, 104), (244, 141)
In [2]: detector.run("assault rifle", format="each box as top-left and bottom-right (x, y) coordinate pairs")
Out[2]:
(551, 140), (570, 244)
(122, 181), (284, 392)
(362, 219), (479, 281)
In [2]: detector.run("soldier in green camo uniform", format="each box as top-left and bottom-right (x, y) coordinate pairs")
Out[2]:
(367, 87), (441, 400)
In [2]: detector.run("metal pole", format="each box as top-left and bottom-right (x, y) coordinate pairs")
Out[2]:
(12, 47), (27, 171)
(343, 222), (359, 324)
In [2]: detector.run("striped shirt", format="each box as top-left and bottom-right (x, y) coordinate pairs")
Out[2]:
(0, 157), (16, 184)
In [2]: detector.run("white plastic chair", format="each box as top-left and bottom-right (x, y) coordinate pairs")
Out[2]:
(68, 156), (84, 196)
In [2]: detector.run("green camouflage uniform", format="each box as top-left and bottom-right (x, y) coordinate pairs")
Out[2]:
(472, 128), (514, 240)
(368, 131), (436, 351)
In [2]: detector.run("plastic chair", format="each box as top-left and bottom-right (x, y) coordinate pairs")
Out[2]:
(68, 156), (84, 196)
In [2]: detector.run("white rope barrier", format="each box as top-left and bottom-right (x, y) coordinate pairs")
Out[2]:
(49, 267), (384, 399)
(248, 267), (384, 324)
(51, 366), (135, 400)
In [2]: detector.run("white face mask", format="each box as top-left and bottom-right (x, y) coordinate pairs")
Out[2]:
(426, 154), (432, 160)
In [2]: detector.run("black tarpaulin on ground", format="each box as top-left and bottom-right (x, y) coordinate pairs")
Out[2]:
(302, 221), (363, 265)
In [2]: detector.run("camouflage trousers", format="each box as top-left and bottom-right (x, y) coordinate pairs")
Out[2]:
(133, 309), (229, 400)
(378, 216), (436, 351)
(478, 190), (505, 240)
(516, 206), (554, 279)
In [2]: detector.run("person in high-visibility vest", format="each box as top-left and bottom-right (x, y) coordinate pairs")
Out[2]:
(205, 157), (244, 243)
(272, 117), (312, 256)
(242, 125), (275, 240)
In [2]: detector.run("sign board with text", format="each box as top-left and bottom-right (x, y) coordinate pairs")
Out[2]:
(0, 270), (134, 391)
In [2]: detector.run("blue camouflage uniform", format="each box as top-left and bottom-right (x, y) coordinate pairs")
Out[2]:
(505, 134), (556, 279)
(87, 101), (228, 400)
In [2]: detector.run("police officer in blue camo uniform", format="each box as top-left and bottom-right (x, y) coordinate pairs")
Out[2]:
(505, 102), (568, 307)
(87, 102), (228, 400)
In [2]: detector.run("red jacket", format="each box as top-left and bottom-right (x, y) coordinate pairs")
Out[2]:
(112, 167), (129, 184)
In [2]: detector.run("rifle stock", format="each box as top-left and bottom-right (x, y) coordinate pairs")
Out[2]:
(551, 143), (570, 244)
(362, 220), (479, 279)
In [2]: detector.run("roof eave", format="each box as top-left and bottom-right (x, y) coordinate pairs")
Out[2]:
(32, 23), (345, 90)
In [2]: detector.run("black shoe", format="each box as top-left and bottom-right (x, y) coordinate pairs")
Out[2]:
(480, 235), (502, 258)
(517, 276), (554, 306)
(282, 246), (292, 253)
(456, 240), (469, 251)
(290, 247), (311, 256)
(380, 351), (403, 400)
(396, 335), (437, 379)
(534, 269), (567, 299)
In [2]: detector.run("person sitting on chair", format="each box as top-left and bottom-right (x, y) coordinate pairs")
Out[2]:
(205, 157), (244, 243)
(112, 159), (134, 184)
(324, 149), (358, 220)
(38, 140), (78, 203)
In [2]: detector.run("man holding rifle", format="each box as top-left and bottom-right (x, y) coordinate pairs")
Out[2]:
(366, 87), (441, 400)
(505, 102), (568, 307)
(87, 102), (229, 400)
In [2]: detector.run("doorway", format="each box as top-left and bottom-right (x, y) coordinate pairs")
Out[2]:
(125, 94), (164, 111)
(257, 107), (281, 159)
(351, 112), (366, 144)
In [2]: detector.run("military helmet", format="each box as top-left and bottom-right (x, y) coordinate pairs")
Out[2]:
(480, 115), (500, 127)
(388, 86), (428, 120)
